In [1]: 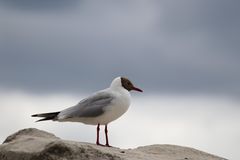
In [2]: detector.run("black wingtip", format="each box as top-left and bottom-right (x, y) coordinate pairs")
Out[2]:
(35, 119), (43, 122)
(35, 117), (54, 122)
(31, 112), (60, 122)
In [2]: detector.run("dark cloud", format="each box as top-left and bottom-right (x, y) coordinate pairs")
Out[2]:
(0, 1), (240, 95)
(0, 0), (80, 11)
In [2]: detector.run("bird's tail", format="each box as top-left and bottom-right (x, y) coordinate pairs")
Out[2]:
(32, 112), (60, 122)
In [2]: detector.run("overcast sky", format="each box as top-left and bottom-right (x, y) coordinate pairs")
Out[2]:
(0, 0), (239, 94)
(0, 1), (240, 159)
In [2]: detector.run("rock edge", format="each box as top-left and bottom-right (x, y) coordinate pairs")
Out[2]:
(0, 128), (227, 160)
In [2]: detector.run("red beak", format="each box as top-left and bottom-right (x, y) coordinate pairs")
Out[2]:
(132, 86), (143, 92)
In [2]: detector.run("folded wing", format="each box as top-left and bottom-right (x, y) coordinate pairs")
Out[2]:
(58, 91), (114, 120)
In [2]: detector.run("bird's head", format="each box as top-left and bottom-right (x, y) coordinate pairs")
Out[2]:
(110, 77), (143, 92)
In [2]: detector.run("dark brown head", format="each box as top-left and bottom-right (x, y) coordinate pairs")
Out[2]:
(121, 77), (143, 92)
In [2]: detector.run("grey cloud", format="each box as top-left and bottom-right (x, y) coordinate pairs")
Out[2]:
(0, 1), (240, 95)
(0, 0), (80, 11)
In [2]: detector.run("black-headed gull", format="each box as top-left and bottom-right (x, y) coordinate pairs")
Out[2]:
(32, 77), (143, 147)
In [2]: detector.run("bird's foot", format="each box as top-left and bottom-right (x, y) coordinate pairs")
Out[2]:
(96, 142), (112, 147)
(105, 143), (112, 147)
(96, 142), (105, 146)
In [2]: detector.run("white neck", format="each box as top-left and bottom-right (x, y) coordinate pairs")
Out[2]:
(110, 77), (122, 89)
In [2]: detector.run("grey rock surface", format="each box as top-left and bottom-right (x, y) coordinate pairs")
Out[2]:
(0, 128), (227, 160)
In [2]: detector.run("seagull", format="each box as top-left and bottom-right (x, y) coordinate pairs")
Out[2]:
(32, 77), (143, 147)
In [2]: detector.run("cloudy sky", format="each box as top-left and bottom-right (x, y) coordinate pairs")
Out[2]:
(0, 0), (240, 159)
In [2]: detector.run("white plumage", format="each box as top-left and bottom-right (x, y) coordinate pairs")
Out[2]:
(32, 76), (142, 146)
(58, 77), (131, 125)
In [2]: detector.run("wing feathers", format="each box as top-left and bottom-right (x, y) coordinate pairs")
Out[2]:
(58, 92), (114, 119)
(31, 112), (60, 122)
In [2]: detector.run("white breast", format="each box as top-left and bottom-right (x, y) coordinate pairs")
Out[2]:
(100, 88), (131, 124)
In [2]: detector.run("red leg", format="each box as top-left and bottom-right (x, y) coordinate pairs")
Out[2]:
(96, 124), (101, 145)
(105, 125), (111, 147)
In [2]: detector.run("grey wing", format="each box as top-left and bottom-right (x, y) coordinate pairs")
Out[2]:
(58, 92), (114, 119)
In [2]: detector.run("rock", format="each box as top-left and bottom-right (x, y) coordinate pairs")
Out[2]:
(0, 128), (227, 160)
